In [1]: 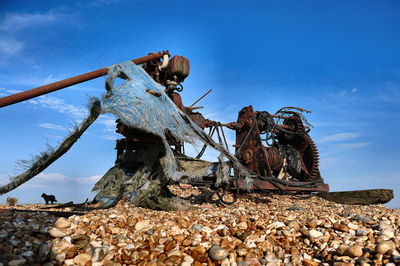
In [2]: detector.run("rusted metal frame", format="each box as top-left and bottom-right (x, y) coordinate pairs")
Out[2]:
(0, 52), (164, 108)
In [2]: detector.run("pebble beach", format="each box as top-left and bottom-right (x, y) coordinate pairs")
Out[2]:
(0, 186), (399, 266)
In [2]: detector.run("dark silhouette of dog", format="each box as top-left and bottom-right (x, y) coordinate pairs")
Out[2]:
(41, 193), (57, 204)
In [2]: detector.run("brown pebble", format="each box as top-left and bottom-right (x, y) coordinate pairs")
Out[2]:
(375, 240), (395, 254)
(163, 239), (176, 252)
(337, 244), (349, 256)
(344, 245), (363, 257)
(304, 259), (319, 266)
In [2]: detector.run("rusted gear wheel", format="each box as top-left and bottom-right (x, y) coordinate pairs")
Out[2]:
(300, 135), (320, 181)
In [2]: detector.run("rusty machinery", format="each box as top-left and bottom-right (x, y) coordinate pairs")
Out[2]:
(0, 50), (329, 194)
(115, 52), (328, 193)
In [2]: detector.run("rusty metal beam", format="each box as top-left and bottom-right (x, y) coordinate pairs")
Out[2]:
(0, 51), (164, 108)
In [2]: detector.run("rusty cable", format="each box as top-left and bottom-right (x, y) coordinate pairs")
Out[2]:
(195, 126), (216, 159)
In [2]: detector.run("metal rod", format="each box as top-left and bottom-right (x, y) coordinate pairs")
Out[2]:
(189, 89), (212, 108)
(0, 51), (164, 108)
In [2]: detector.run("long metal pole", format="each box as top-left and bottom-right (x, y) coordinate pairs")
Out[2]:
(0, 51), (164, 108)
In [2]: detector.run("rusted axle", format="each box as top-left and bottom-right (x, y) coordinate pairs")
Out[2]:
(0, 51), (165, 108)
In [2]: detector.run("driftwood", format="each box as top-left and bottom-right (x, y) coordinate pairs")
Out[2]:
(39, 199), (89, 210)
(317, 189), (394, 205)
(2, 208), (86, 217)
(0, 99), (101, 195)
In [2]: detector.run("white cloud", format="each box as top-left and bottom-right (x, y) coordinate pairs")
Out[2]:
(337, 88), (358, 97)
(20, 172), (101, 188)
(0, 88), (22, 96)
(0, 10), (71, 57)
(96, 116), (117, 132)
(26, 95), (86, 118)
(86, 0), (122, 7)
(101, 134), (119, 140)
(337, 142), (370, 150)
(39, 123), (67, 131)
(319, 157), (339, 169)
(74, 175), (101, 184)
(5, 89), (22, 94)
(0, 11), (62, 31)
(0, 38), (24, 55)
(35, 172), (67, 182)
(319, 132), (358, 143)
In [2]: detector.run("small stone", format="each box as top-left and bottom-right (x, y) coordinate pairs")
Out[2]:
(55, 217), (71, 229)
(235, 231), (251, 242)
(274, 222), (285, 229)
(238, 222), (248, 230)
(337, 244), (349, 256)
(378, 220), (392, 231)
(39, 241), (51, 256)
(307, 220), (317, 229)
(164, 240), (176, 252)
(124, 243), (135, 250)
(55, 253), (66, 264)
(208, 244), (229, 261)
(287, 221), (300, 231)
(109, 213), (117, 218)
(380, 229), (394, 239)
(393, 254), (400, 263)
(49, 227), (67, 238)
(291, 246), (300, 255)
(347, 222), (358, 230)
(73, 253), (92, 266)
(8, 259), (26, 266)
(245, 241), (256, 249)
(344, 245), (363, 257)
(192, 224), (203, 232)
(245, 257), (261, 266)
(91, 246), (108, 262)
(21, 250), (34, 257)
(182, 255), (194, 264)
(339, 224), (349, 232)
(332, 262), (353, 266)
(10, 239), (21, 246)
(71, 234), (90, 249)
(64, 259), (75, 266)
(135, 220), (150, 231)
(375, 240), (395, 254)
(286, 205), (303, 211)
(356, 229), (367, 236)
(304, 259), (318, 266)
(308, 229), (323, 240)
(191, 246), (206, 261)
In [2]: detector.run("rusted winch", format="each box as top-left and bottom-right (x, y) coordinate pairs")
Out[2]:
(225, 106), (328, 192)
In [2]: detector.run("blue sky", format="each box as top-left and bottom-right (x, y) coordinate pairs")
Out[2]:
(1, 0), (399, 208)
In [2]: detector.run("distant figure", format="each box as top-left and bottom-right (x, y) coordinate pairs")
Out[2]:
(41, 193), (57, 204)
